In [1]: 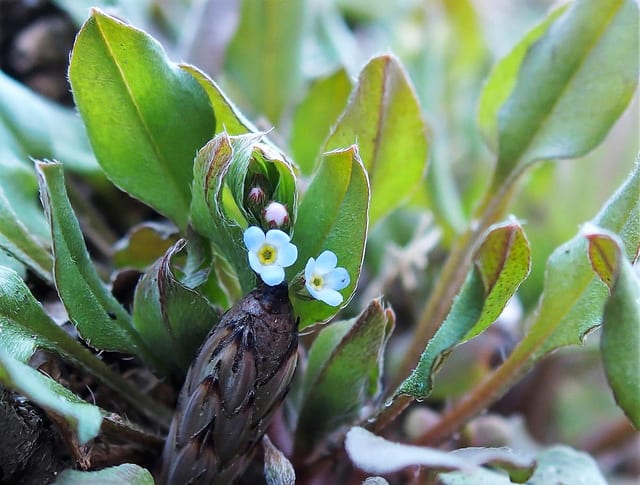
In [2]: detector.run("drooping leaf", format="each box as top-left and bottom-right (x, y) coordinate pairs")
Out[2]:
(0, 186), (52, 283)
(133, 239), (220, 378)
(36, 161), (156, 365)
(69, 8), (215, 229)
(224, 0), (305, 123)
(477, 4), (568, 153)
(54, 463), (155, 485)
(491, 0), (639, 184)
(289, 147), (369, 329)
(112, 221), (179, 270)
(324, 55), (429, 226)
(263, 435), (295, 485)
(0, 350), (103, 445)
(586, 232), (640, 428)
(345, 427), (534, 480)
(290, 68), (353, 175)
(0, 70), (98, 173)
(180, 64), (256, 136)
(527, 163), (639, 361)
(295, 300), (393, 457)
(526, 446), (607, 485)
(399, 220), (530, 399)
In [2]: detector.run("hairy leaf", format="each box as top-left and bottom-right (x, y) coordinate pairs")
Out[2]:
(325, 55), (429, 226)
(0, 350), (102, 445)
(54, 464), (155, 485)
(289, 147), (369, 329)
(69, 9), (215, 229)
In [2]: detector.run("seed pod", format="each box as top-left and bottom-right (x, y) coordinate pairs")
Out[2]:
(161, 282), (298, 484)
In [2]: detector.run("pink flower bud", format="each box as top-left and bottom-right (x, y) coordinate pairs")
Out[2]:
(263, 201), (289, 228)
(248, 186), (267, 206)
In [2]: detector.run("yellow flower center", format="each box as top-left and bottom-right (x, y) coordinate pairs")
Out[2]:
(258, 245), (277, 265)
(310, 274), (324, 290)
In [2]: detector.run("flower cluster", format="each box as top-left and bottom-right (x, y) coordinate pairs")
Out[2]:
(243, 226), (350, 306)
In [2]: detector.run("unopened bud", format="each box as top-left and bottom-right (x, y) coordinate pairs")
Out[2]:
(264, 201), (289, 228)
(248, 186), (267, 207)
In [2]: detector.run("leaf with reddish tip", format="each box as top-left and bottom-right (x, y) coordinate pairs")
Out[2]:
(324, 55), (429, 226)
(585, 227), (622, 289)
(398, 220), (530, 399)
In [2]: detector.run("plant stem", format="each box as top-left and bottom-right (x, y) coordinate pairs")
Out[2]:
(412, 318), (544, 446)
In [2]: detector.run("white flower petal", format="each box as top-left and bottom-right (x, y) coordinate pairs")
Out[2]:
(317, 288), (343, 306)
(260, 265), (285, 286)
(248, 251), (264, 274)
(325, 267), (350, 291)
(265, 229), (291, 247)
(315, 250), (338, 274)
(244, 226), (265, 251)
(277, 243), (298, 267)
(304, 257), (316, 281)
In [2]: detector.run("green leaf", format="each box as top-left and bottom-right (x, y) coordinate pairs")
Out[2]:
(290, 68), (353, 175)
(68, 9), (215, 229)
(289, 147), (369, 329)
(590, 234), (640, 428)
(54, 464), (155, 485)
(180, 64), (256, 136)
(527, 446), (607, 485)
(477, 4), (568, 153)
(295, 300), (392, 457)
(0, 264), (172, 424)
(112, 222), (179, 270)
(345, 427), (534, 479)
(399, 220), (531, 399)
(0, 186), (53, 283)
(224, 0), (305, 123)
(528, 163), (639, 361)
(0, 70), (98, 174)
(0, 350), (102, 445)
(133, 239), (220, 378)
(36, 161), (156, 364)
(324, 55), (429, 226)
(492, 0), (639, 184)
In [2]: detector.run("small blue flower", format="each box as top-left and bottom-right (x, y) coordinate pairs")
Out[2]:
(244, 226), (298, 286)
(305, 251), (350, 306)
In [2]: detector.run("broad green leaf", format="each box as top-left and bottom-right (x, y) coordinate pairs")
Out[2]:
(527, 446), (606, 485)
(180, 64), (256, 136)
(399, 220), (531, 399)
(54, 464), (155, 485)
(492, 0), (639, 183)
(112, 222), (179, 270)
(133, 239), (220, 378)
(290, 68), (353, 175)
(345, 427), (534, 479)
(289, 147), (369, 329)
(477, 5), (568, 153)
(295, 300), (392, 456)
(36, 161), (156, 365)
(0, 70), (98, 173)
(528, 163), (639, 360)
(324, 55), (429, 226)
(69, 9), (215, 230)
(0, 186), (52, 283)
(0, 350), (102, 445)
(225, 0), (305, 123)
(588, 233), (640, 428)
